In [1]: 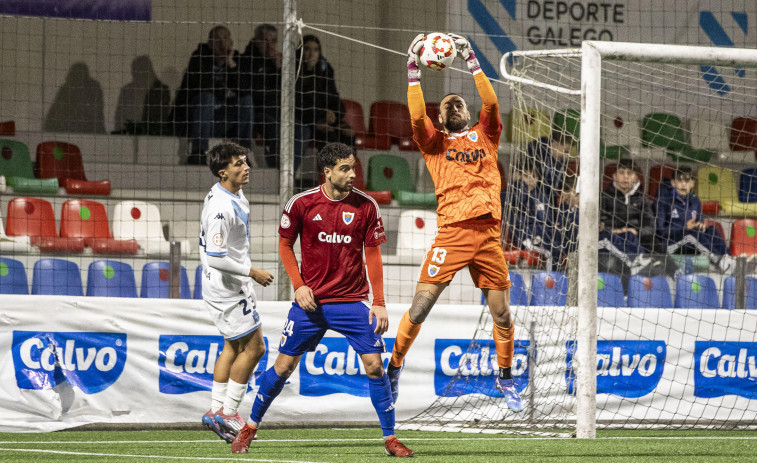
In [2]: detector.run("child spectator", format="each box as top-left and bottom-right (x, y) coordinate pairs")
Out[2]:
(526, 129), (574, 203)
(506, 158), (551, 263)
(655, 166), (733, 274)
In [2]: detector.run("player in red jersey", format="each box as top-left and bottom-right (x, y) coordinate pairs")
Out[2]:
(387, 33), (522, 413)
(231, 143), (412, 457)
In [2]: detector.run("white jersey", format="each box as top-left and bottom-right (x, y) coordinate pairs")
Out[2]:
(199, 182), (254, 301)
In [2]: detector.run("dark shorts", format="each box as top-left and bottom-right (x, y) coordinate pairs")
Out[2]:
(277, 301), (386, 356)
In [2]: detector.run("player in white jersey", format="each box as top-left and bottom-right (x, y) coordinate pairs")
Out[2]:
(198, 142), (274, 443)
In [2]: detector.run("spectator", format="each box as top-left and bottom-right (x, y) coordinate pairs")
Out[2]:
(599, 158), (662, 275)
(527, 129), (574, 202)
(296, 35), (355, 152)
(507, 158), (550, 263)
(545, 175), (580, 266)
(172, 25), (253, 164)
(655, 166), (733, 274)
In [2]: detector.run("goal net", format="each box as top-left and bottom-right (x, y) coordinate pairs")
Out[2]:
(403, 42), (757, 435)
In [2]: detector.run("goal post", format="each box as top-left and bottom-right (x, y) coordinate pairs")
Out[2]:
(501, 41), (757, 438)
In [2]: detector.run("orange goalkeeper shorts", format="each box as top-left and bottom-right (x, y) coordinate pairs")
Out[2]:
(417, 218), (511, 290)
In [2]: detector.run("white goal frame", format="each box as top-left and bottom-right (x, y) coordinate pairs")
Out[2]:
(500, 41), (757, 438)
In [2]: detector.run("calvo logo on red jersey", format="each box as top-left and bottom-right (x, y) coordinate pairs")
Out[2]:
(342, 211), (355, 225)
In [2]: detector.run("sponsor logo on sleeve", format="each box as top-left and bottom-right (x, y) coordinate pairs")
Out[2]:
(565, 340), (666, 398)
(299, 337), (394, 397)
(12, 331), (127, 394)
(694, 341), (757, 399)
(158, 335), (268, 394)
(434, 339), (531, 397)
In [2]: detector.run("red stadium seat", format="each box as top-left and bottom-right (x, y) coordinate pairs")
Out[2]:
(60, 199), (138, 254)
(0, 121), (15, 136)
(704, 218), (726, 243)
(647, 164), (674, 199)
(342, 99), (390, 150)
(425, 102), (444, 131)
(5, 197), (84, 253)
(369, 101), (416, 151)
(701, 200), (720, 216)
(36, 142), (111, 195)
(730, 219), (757, 257)
(730, 117), (757, 151)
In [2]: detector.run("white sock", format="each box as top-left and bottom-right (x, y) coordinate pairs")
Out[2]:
(222, 379), (248, 415)
(211, 381), (227, 413)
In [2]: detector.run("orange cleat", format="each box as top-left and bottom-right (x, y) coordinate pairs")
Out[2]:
(231, 424), (257, 454)
(384, 436), (414, 458)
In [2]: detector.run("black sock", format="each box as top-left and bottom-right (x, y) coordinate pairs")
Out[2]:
(499, 367), (512, 380)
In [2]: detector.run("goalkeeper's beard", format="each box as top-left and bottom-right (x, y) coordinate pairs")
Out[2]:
(445, 117), (468, 133)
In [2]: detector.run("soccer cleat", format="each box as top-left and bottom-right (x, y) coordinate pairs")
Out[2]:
(202, 410), (234, 443)
(213, 407), (245, 436)
(231, 424), (257, 454)
(384, 436), (414, 458)
(387, 363), (403, 404)
(495, 378), (523, 413)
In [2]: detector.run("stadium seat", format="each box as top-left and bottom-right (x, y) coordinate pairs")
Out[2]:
(112, 200), (174, 255)
(0, 121), (15, 136)
(86, 260), (138, 298)
(509, 272), (527, 306)
(425, 102), (444, 131)
(696, 166), (738, 205)
(722, 276), (757, 310)
(641, 112), (686, 153)
(674, 274), (719, 309)
(397, 209), (437, 252)
(5, 197), (85, 253)
(0, 257), (28, 294)
(600, 114), (640, 148)
(416, 156), (434, 193)
(730, 219), (757, 257)
(627, 275), (672, 308)
(507, 106), (551, 144)
(730, 117), (757, 151)
(647, 164), (674, 199)
(0, 208), (33, 253)
(738, 167), (757, 203)
(597, 272), (625, 307)
(553, 108), (580, 141)
(703, 219), (727, 244)
(689, 118), (733, 152)
(31, 258), (83, 296)
(366, 154), (414, 197)
(194, 265), (203, 299)
(60, 199), (139, 254)
(140, 261), (191, 299)
(0, 139), (59, 194)
(342, 99), (390, 150)
(36, 141), (111, 195)
(368, 101), (416, 150)
(529, 272), (568, 306)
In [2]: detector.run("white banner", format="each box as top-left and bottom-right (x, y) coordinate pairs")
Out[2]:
(2, 296), (757, 432)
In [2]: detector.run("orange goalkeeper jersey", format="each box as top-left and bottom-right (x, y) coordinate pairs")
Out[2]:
(408, 72), (502, 227)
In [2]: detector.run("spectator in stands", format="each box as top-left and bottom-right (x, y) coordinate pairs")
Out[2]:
(297, 35), (355, 151)
(526, 129), (574, 202)
(655, 166), (733, 274)
(545, 175), (580, 266)
(172, 25), (253, 164)
(600, 158), (662, 275)
(506, 158), (551, 263)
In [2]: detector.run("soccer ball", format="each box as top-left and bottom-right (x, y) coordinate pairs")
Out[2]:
(419, 32), (456, 71)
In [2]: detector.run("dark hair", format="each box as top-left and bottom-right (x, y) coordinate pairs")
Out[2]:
(208, 25), (229, 40)
(207, 142), (249, 178)
(254, 23), (277, 40)
(302, 34), (321, 50)
(441, 92), (465, 105)
(616, 158), (638, 173)
(317, 142), (354, 173)
(551, 129), (574, 145)
(673, 165), (693, 180)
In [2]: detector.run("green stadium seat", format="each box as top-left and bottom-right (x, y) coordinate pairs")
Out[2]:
(0, 139), (59, 194)
(366, 154), (414, 197)
(553, 108), (580, 141)
(641, 113), (686, 153)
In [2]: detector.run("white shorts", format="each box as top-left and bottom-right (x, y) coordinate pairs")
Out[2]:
(204, 281), (261, 340)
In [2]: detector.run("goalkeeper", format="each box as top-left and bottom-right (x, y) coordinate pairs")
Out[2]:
(387, 33), (522, 413)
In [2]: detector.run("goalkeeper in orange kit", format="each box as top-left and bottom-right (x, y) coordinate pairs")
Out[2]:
(387, 33), (522, 413)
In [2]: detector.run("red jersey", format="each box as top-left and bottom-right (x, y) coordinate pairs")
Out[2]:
(279, 185), (386, 303)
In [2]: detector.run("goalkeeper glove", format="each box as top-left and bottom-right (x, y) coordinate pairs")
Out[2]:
(407, 33), (424, 84)
(448, 33), (481, 74)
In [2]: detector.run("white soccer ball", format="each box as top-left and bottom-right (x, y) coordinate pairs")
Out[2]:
(419, 32), (457, 71)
